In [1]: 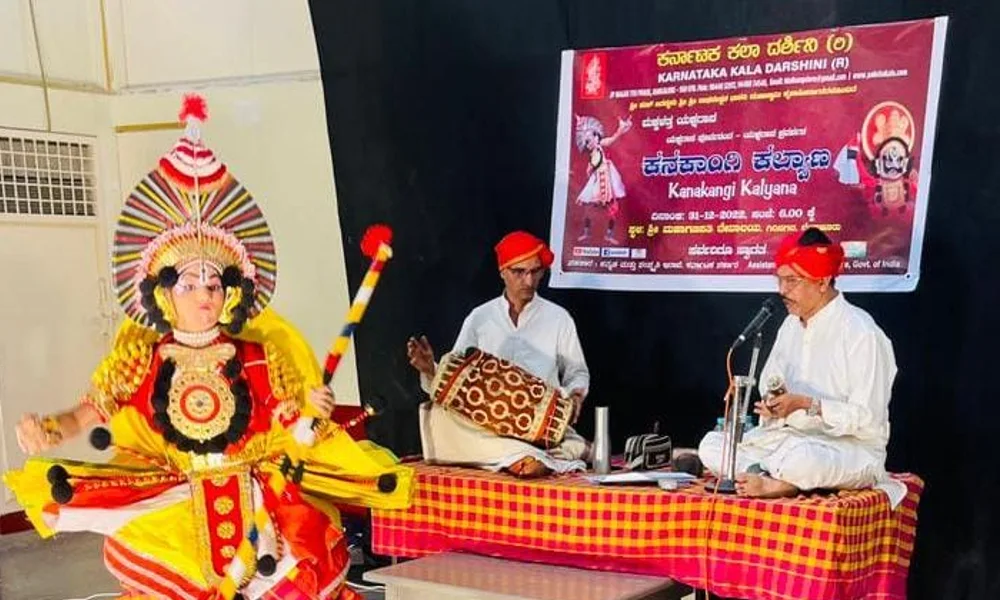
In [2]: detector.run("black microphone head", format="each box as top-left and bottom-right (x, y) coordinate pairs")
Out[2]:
(762, 297), (777, 312)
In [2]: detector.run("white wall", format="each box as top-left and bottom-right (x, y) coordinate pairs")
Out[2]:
(0, 0), (358, 514)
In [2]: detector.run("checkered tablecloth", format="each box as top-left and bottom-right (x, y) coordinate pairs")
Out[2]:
(371, 463), (922, 600)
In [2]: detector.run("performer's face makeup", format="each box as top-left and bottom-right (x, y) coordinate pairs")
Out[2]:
(168, 264), (225, 332)
(776, 264), (831, 321)
(502, 255), (545, 303)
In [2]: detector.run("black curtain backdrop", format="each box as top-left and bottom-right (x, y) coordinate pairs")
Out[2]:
(307, 1), (1000, 598)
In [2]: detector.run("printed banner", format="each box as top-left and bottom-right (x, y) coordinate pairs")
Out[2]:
(548, 18), (948, 292)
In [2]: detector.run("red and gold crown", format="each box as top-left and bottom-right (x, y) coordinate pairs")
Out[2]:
(112, 94), (276, 328)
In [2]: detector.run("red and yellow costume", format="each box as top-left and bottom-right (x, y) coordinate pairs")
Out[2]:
(4, 96), (413, 600)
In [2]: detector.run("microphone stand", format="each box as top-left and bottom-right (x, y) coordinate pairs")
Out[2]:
(716, 330), (764, 494)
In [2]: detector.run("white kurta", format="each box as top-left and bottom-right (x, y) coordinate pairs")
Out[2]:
(699, 293), (904, 500)
(419, 294), (592, 472)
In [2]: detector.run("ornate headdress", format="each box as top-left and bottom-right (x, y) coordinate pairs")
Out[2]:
(112, 95), (276, 333)
(574, 114), (604, 151)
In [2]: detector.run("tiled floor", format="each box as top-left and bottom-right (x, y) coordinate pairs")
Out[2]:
(0, 531), (384, 600)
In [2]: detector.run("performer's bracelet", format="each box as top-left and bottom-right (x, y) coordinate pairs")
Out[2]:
(41, 415), (64, 445)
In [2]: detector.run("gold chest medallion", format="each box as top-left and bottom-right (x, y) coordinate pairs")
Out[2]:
(159, 343), (237, 441)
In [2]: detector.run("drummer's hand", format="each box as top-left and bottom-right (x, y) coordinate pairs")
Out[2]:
(406, 335), (436, 377)
(569, 388), (586, 424)
(308, 387), (336, 418)
(15, 413), (55, 455)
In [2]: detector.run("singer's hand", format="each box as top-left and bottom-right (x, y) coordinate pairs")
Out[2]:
(308, 387), (337, 418)
(758, 393), (811, 419)
(753, 400), (778, 420)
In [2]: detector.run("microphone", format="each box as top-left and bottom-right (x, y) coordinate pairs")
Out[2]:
(731, 298), (778, 349)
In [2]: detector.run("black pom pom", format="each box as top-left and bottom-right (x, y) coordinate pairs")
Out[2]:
(140, 293), (157, 310)
(159, 360), (176, 379)
(239, 279), (255, 299)
(176, 438), (194, 453)
(292, 462), (305, 484)
(257, 555), (277, 576)
(152, 412), (172, 431)
(234, 594), (246, 600)
(225, 320), (244, 336)
(229, 412), (250, 431)
(377, 473), (397, 493)
(138, 278), (157, 296)
(163, 430), (179, 445)
(89, 427), (112, 451)
(234, 398), (252, 416)
(152, 376), (171, 396)
(157, 266), (179, 288)
(230, 379), (249, 398)
(223, 358), (242, 380)
(154, 318), (171, 334)
(47, 465), (69, 485)
(151, 394), (169, 411)
(51, 480), (73, 504)
(222, 266), (242, 288)
(208, 436), (229, 452)
(231, 306), (248, 324)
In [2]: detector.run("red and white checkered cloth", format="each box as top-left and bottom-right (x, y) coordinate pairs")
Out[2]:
(372, 463), (922, 600)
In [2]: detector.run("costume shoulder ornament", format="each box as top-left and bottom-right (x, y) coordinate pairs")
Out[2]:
(264, 339), (305, 407)
(85, 319), (160, 419)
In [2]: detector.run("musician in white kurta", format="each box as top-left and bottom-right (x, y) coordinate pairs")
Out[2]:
(699, 228), (899, 498)
(407, 231), (591, 476)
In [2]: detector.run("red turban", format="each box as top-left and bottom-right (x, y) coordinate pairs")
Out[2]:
(775, 232), (845, 279)
(494, 231), (554, 270)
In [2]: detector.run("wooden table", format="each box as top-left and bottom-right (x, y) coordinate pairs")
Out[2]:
(364, 552), (693, 600)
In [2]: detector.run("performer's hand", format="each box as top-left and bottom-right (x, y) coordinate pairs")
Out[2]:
(406, 335), (436, 377)
(15, 413), (56, 455)
(308, 387), (336, 418)
(753, 400), (778, 420)
(568, 389), (586, 424)
(759, 393), (811, 419)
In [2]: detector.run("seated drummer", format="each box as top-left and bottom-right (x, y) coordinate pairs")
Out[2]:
(699, 228), (899, 498)
(406, 230), (591, 478)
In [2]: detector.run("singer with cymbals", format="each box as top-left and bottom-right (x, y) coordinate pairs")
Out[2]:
(698, 228), (902, 499)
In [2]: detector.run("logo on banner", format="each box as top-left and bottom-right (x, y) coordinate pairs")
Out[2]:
(842, 241), (868, 259)
(601, 247), (630, 258)
(579, 52), (608, 99)
(573, 246), (600, 257)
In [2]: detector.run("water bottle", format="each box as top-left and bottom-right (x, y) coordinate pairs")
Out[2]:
(593, 406), (611, 474)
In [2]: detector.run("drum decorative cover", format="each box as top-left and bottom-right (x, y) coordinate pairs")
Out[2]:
(430, 347), (572, 448)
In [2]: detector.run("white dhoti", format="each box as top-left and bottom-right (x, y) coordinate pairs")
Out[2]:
(419, 402), (589, 474)
(698, 425), (884, 491)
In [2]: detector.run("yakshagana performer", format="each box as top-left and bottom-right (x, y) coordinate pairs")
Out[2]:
(5, 95), (413, 600)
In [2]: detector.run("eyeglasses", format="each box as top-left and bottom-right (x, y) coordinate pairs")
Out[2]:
(508, 267), (545, 279)
(775, 275), (806, 290)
